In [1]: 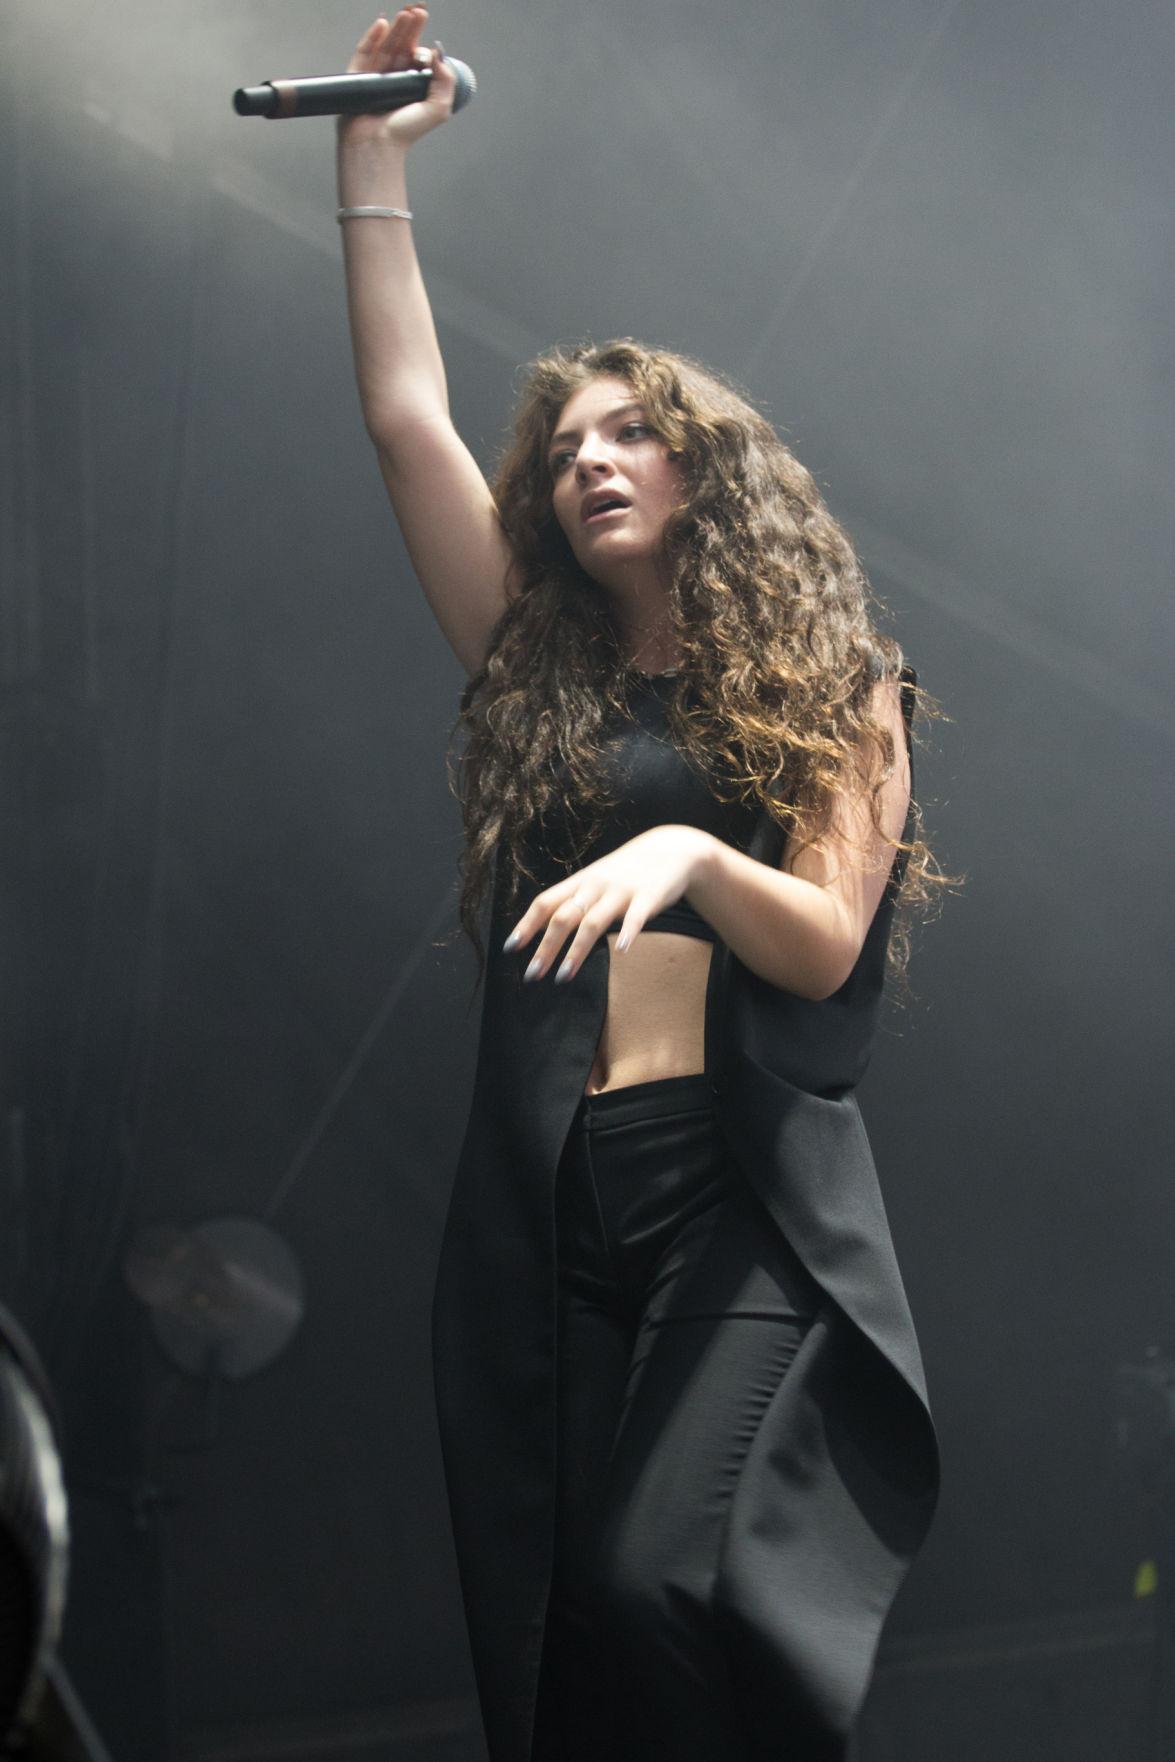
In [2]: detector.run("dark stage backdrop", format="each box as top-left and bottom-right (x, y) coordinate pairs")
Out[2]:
(2, 1), (1172, 1758)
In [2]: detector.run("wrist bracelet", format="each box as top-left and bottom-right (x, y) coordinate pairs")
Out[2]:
(337, 205), (413, 222)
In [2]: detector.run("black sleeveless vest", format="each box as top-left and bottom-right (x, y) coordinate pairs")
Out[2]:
(431, 668), (938, 1762)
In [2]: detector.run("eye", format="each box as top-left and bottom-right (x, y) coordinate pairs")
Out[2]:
(549, 449), (575, 475)
(619, 421), (652, 440)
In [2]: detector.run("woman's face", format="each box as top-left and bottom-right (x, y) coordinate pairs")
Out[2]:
(547, 376), (685, 590)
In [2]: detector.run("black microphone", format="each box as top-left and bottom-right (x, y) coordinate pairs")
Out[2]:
(233, 61), (476, 120)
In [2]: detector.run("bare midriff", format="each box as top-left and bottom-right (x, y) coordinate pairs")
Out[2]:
(584, 931), (713, 1095)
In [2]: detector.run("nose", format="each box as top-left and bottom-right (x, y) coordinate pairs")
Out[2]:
(574, 432), (613, 483)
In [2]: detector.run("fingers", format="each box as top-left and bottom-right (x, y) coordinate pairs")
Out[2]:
(346, 15), (389, 74)
(500, 830), (697, 982)
(349, 7), (427, 73)
(535, 891), (623, 984)
(512, 887), (596, 978)
(504, 882), (645, 984)
(423, 47), (458, 107)
(615, 900), (651, 954)
(501, 879), (574, 958)
(554, 892), (630, 982)
(385, 4), (429, 70)
(346, 8), (456, 119)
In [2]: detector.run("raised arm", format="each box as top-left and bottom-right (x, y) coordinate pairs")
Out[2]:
(337, 7), (511, 676)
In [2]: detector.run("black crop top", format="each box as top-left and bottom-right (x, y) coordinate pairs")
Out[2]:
(528, 670), (762, 943)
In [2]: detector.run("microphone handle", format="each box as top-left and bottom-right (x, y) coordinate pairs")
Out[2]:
(235, 69), (440, 119)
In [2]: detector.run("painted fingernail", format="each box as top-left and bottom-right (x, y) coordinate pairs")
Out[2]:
(555, 959), (574, 983)
(435, 39), (446, 61)
(502, 931), (521, 953)
(616, 932), (631, 952)
(524, 956), (543, 982)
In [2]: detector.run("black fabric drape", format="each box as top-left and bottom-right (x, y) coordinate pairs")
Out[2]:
(430, 669), (938, 1762)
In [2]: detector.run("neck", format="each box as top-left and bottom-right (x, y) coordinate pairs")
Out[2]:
(604, 576), (677, 673)
(625, 623), (678, 673)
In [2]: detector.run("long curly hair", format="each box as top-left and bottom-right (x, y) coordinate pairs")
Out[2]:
(451, 339), (946, 974)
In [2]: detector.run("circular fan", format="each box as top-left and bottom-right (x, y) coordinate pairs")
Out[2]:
(123, 1217), (305, 1379)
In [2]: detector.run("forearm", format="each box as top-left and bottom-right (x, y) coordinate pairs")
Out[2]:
(337, 136), (449, 447)
(686, 835), (859, 1001)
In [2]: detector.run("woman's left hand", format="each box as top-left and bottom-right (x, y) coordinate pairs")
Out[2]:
(503, 825), (714, 983)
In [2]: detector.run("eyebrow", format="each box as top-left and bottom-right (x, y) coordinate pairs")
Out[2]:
(548, 402), (646, 452)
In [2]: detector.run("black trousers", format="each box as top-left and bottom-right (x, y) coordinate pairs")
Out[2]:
(532, 1073), (823, 1762)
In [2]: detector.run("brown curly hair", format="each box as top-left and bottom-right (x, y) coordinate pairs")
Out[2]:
(451, 339), (946, 974)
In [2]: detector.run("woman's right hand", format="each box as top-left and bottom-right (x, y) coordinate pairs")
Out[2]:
(338, 7), (458, 151)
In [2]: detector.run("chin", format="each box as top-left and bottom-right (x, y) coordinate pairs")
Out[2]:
(578, 535), (650, 570)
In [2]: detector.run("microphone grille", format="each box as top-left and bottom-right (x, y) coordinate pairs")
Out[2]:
(448, 57), (477, 114)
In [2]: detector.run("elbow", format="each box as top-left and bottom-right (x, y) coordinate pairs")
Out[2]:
(795, 898), (868, 1000)
(364, 412), (412, 462)
(794, 974), (848, 1004)
(366, 424), (421, 483)
(366, 403), (454, 471)
(786, 974), (842, 1004)
(785, 937), (861, 1002)
(363, 408), (395, 453)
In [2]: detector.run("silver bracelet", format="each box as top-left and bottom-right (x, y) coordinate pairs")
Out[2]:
(336, 205), (413, 222)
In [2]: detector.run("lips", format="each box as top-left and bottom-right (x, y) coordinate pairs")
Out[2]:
(581, 491), (630, 524)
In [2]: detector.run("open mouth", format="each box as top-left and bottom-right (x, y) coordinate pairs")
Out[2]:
(584, 498), (629, 524)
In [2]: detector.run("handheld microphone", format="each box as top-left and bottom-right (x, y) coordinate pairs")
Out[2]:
(232, 61), (476, 120)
